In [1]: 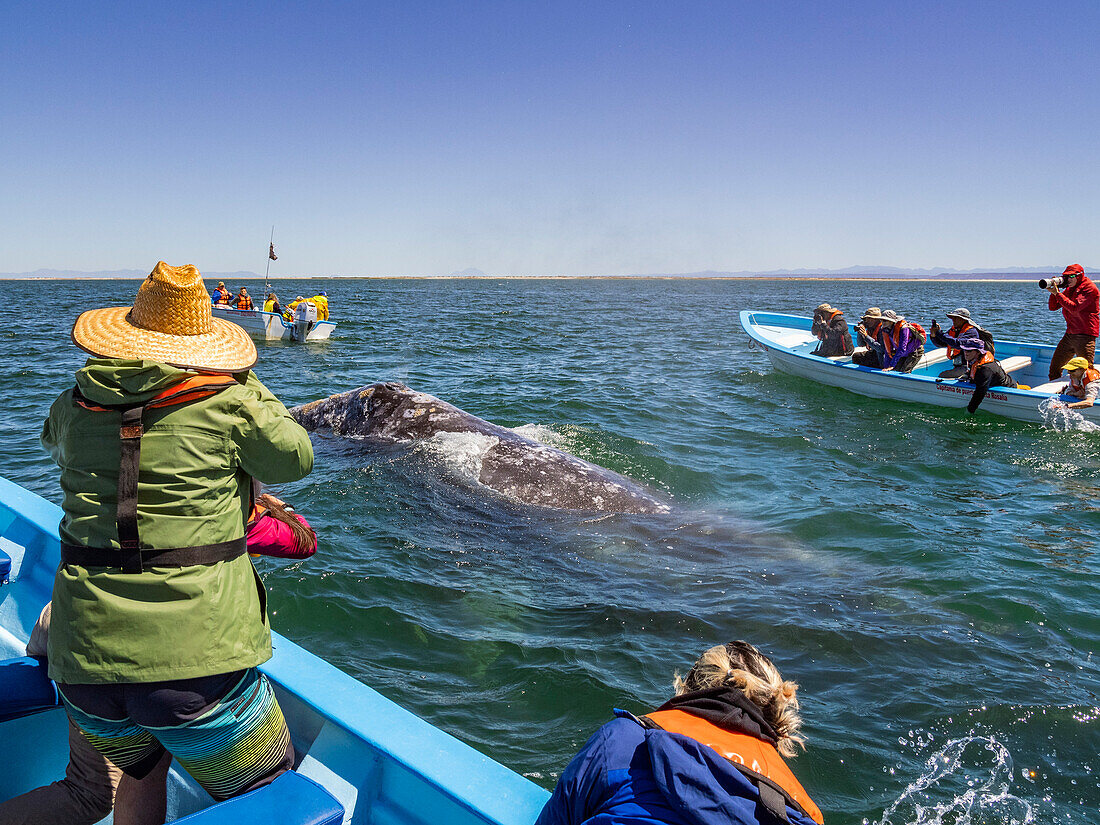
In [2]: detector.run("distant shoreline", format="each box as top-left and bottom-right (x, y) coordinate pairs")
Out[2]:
(0, 275), (1041, 283)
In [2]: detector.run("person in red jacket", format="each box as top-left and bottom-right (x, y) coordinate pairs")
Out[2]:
(1047, 263), (1100, 380)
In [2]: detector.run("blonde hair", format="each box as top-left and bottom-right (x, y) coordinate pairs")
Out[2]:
(673, 641), (806, 758)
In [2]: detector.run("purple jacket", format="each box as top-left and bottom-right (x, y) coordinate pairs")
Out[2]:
(882, 324), (919, 369)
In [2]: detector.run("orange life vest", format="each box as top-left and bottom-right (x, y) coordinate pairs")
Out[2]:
(967, 351), (995, 381)
(236, 294), (254, 310)
(1070, 367), (1100, 392)
(644, 709), (824, 825)
(215, 288), (232, 306)
(946, 323), (974, 359)
(881, 322), (905, 358)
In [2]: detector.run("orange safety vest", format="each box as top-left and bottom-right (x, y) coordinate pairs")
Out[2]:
(215, 288), (232, 306)
(644, 709), (824, 825)
(236, 295), (254, 310)
(946, 323), (973, 359)
(881, 322), (905, 358)
(967, 351), (995, 381)
(1070, 367), (1100, 392)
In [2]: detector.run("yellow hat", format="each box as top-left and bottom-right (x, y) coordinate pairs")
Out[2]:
(71, 261), (257, 374)
(1064, 356), (1091, 372)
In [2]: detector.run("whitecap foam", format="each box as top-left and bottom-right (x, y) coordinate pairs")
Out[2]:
(875, 736), (1034, 825)
(1038, 397), (1100, 433)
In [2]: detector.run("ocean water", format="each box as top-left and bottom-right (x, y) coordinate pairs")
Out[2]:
(2, 277), (1098, 825)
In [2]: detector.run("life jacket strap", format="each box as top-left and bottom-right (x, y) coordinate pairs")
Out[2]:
(68, 377), (242, 573)
(60, 537), (248, 573)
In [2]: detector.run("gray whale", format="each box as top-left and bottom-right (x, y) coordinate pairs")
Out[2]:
(290, 382), (669, 514)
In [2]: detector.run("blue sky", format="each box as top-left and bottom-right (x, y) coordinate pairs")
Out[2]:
(3, 2), (1098, 276)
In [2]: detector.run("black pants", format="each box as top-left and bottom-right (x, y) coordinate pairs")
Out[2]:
(892, 347), (924, 374)
(852, 349), (881, 368)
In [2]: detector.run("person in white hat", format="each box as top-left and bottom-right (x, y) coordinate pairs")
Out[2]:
(37, 261), (313, 818)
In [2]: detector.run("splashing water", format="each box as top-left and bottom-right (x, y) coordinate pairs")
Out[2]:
(414, 431), (500, 484)
(1038, 397), (1100, 432)
(875, 737), (1034, 825)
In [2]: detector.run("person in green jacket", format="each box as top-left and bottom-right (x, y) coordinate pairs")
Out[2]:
(39, 261), (314, 818)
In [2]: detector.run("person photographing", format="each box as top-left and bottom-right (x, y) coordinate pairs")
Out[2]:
(1045, 264), (1099, 381)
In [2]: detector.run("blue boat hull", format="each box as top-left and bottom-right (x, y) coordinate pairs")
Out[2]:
(0, 475), (548, 824)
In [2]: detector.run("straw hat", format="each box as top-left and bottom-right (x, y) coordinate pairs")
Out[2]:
(71, 262), (257, 373)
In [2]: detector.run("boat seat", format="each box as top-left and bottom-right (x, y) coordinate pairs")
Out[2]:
(0, 656), (59, 723)
(0, 547), (9, 584)
(915, 348), (951, 369)
(1000, 355), (1033, 373)
(1028, 380), (1068, 395)
(828, 346), (866, 362)
(172, 771), (344, 825)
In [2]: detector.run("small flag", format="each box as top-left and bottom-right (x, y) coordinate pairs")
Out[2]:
(269, 243), (278, 261)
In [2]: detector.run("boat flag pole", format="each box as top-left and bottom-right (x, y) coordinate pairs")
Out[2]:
(264, 225), (276, 303)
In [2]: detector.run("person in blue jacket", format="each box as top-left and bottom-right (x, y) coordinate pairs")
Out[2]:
(535, 641), (824, 825)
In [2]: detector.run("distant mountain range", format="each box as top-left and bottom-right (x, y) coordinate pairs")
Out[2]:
(0, 265), (1075, 280)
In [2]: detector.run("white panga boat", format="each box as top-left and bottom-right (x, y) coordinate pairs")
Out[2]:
(0, 475), (547, 823)
(213, 305), (336, 342)
(740, 311), (1100, 423)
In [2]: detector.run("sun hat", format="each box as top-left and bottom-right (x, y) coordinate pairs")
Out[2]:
(1065, 356), (1091, 372)
(862, 306), (881, 319)
(946, 308), (971, 321)
(71, 261), (257, 374)
(1063, 264), (1085, 277)
(957, 338), (985, 352)
(875, 309), (903, 322)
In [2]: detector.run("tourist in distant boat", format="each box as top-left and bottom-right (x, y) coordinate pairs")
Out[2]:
(1046, 264), (1099, 381)
(211, 280), (232, 305)
(810, 303), (853, 357)
(236, 286), (254, 310)
(852, 306), (884, 367)
(929, 308), (985, 379)
(310, 291), (329, 320)
(876, 310), (924, 373)
(38, 262), (313, 818)
(264, 292), (281, 314)
(535, 640), (823, 825)
(1060, 356), (1100, 409)
(958, 339), (1016, 413)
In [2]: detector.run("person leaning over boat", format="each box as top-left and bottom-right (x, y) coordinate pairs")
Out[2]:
(310, 291), (329, 320)
(210, 281), (232, 306)
(852, 306), (884, 367)
(875, 310), (924, 373)
(929, 308), (984, 379)
(235, 286), (254, 310)
(0, 489), (317, 825)
(957, 339), (1016, 414)
(1046, 264), (1099, 381)
(810, 303), (853, 357)
(535, 641), (824, 825)
(39, 262), (313, 815)
(1059, 356), (1100, 409)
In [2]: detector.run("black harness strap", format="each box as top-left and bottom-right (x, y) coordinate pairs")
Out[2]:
(117, 407), (144, 572)
(61, 538), (247, 571)
(68, 381), (243, 573)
